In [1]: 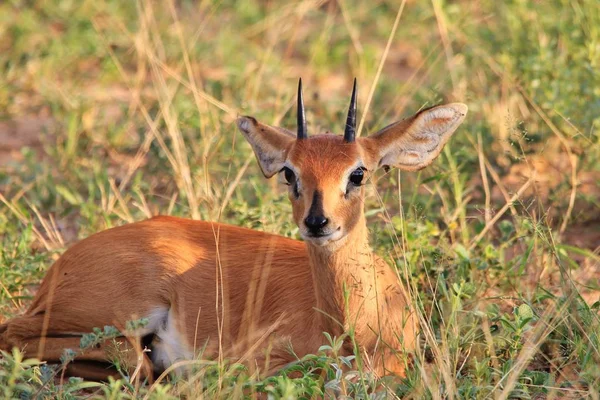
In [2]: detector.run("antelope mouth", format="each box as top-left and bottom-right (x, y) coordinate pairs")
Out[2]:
(302, 227), (343, 246)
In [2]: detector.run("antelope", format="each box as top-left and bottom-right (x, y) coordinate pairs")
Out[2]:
(0, 79), (467, 381)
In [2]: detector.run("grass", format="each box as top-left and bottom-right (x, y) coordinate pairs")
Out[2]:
(0, 0), (599, 398)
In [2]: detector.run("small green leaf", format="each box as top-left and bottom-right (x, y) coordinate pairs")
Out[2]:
(517, 303), (534, 319)
(55, 184), (83, 205)
(455, 244), (470, 261)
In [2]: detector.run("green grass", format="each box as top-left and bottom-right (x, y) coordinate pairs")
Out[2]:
(1, 0), (599, 398)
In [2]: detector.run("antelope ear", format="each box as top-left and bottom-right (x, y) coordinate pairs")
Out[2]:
(366, 103), (468, 171)
(237, 116), (295, 178)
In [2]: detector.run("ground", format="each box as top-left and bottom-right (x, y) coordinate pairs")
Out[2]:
(0, 0), (599, 398)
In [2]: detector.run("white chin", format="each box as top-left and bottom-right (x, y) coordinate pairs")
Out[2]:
(302, 230), (345, 247)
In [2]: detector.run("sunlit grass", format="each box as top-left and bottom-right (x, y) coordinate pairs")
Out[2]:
(1, 0), (599, 398)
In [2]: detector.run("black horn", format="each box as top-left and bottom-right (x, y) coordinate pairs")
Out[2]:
(344, 78), (357, 142)
(297, 78), (307, 140)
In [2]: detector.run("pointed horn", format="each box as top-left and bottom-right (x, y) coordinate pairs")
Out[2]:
(297, 78), (307, 140)
(344, 78), (357, 142)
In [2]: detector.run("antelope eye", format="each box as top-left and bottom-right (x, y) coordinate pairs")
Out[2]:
(282, 167), (296, 185)
(349, 168), (365, 186)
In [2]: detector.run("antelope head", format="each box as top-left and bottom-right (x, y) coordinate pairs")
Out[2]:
(237, 79), (467, 247)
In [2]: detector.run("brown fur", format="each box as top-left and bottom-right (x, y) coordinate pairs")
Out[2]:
(0, 219), (318, 373)
(0, 102), (467, 380)
(0, 216), (413, 378)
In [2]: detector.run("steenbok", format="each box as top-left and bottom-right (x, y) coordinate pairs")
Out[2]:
(0, 79), (467, 380)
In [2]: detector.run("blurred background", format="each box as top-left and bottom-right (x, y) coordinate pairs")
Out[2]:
(0, 0), (599, 397)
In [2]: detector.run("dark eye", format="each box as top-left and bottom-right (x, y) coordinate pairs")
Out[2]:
(282, 167), (296, 185)
(349, 167), (365, 186)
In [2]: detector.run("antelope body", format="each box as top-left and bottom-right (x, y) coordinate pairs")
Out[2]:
(0, 80), (467, 380)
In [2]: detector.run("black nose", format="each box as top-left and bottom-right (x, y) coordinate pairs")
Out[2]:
(305, 215), (329, 232)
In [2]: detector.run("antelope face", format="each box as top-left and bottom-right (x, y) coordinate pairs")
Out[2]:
(283, 135), (371, 245)
(237, 79), (468, 247)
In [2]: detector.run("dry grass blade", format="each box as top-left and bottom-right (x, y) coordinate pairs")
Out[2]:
(337, 0), (363, 55)
(0, 193), (53, 251)
(516, 88), (579, 237)
(495, 301), (571, 400)
(469, 174), (535, 251)
(477, 132), (492, 223)
(431, 0), (457, 93)
(356, 0), (407, 137)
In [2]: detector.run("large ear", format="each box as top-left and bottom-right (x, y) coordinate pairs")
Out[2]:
(365, 103), (468, 171)
(237, 116), (295, 178)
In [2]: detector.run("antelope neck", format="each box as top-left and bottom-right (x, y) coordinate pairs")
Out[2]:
(306, 214), (376, 333)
